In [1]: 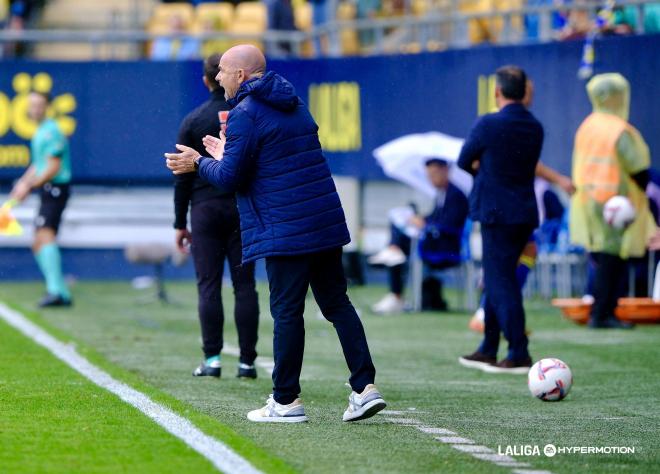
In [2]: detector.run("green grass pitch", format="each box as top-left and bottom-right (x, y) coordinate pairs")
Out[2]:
(0, 281), (658, 473)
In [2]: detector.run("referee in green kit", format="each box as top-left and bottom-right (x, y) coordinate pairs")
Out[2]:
(10, 91), (73, 307)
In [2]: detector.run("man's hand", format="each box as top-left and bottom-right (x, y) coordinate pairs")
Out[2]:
(10, 181), (31, 202)
(202, 132), (225, 160)
(165, 144), (201, 175)
(409, 215), (426, 229)
(556, 175), (576, 195)
(175, 228), (193, 254)
(471, 160), (480, 171)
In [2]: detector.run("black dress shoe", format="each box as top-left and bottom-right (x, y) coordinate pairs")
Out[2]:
(38, 294), (72, 308)
(458, 351), (496, 370)
(192, 361), (221, 378)
(483, 357), (533, 374)
(588, 317), (634, 329)
(237, 364), (257, 379)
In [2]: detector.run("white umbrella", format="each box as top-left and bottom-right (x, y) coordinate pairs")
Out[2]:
(372, 132), (472, 198)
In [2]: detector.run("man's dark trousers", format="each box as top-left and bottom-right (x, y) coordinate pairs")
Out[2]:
(190, 196), (259, 364)
(590, 252), (626, 323)
(266, 247), (376, 405)
(478, 223), (535, 362)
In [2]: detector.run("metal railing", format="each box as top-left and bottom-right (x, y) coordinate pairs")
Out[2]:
(0, 0), (655, 59)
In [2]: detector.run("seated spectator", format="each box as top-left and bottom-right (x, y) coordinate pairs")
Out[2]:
(525, 0), (569, 40)
(265, 0), (297, 55)
(3, 0), (37, 58)
(199, 16), (232, 59)
(150, 14), (200, 60)
(356, 0), (381, 47)
(369, 159), (469, 314)
(558, 2), (592, 40)
(643, 3), (660, 33)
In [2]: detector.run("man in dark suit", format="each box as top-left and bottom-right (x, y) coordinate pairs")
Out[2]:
(457, 66), (544, 374)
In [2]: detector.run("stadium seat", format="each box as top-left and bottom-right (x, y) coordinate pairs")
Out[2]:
(294, 2), (312, 31)
(233, 2), (268, 31)
(337, 1), (360, 55)
(148, 2), (195, 35)
(228, 2), (268, 50)
(195, 2), (234, 31)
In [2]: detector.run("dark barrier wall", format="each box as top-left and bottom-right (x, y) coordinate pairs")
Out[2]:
(0, 34), (658, 184)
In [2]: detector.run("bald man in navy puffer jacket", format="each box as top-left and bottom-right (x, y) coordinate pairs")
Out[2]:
(166, 45), (386, 424)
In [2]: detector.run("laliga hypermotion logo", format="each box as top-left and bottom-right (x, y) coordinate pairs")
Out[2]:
(0, 72), (77, 140)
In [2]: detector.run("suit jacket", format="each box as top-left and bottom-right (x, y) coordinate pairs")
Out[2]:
(457, 103), (544, 227)
(419, 183), (469, 266)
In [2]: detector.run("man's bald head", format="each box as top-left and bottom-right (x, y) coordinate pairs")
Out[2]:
(216, 45), (267, 100)
(222, 45), (266, 78)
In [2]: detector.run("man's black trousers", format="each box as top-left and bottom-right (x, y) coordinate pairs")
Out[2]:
(265, 247), (376, 405)
(190, 197), (259, 364)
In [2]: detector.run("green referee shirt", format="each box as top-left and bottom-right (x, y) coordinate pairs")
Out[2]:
(30, 118), (72, 184)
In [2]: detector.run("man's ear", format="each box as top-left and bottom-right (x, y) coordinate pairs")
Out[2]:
(237, 69), (246, 85)
(202, 75), (210, 89)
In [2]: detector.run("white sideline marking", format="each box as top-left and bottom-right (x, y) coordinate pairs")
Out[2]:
(472, 453), (517, 463)
(384, 417), (422, 425)
(0, 303), (261, 474)
(223, 345), (274, 375)
(417, 426), (456, 435)
(436, 436), (474, 444)
(513, 471), (554, 474)
(385, 415), (554, 474)
(451, 444), (494, 454)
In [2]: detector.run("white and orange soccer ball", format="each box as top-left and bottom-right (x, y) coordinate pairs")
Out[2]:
(603, 195), (636, 229)
(528, 358), (573, 401)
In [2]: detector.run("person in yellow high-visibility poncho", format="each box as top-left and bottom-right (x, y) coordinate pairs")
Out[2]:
(570, 73), (656, 329)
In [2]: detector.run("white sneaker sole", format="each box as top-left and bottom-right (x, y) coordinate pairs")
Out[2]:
(343, 398), (387, 422)
(481, 365), (530, 375)
(458, 357), (493, 371)
(247, 412), (308, 423)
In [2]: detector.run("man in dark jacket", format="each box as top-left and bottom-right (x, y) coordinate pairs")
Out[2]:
(174, 53), (260, 380)
(457, 65), (544, 374)
(165, 44), (386, 423)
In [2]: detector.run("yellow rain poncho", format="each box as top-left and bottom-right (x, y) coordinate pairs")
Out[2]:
(569, 73), (656, 258)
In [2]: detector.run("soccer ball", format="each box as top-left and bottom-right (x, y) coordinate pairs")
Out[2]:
(528, 358), (573, 401)
(603, 195), (636, 229)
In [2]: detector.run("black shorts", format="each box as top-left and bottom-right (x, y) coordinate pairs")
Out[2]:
(36, 183), (70, 233)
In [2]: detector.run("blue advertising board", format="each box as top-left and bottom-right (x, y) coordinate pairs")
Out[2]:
(0, 34), (658, 184)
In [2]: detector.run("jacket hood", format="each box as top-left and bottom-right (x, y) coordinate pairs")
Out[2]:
(229, 71), (299, 112)
(586, 73), (630, 121)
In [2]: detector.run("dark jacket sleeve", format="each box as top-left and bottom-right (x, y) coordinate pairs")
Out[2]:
(173, 116), (196, 229)
(198, 108), (259, 193)
(457, 117), (486, 177)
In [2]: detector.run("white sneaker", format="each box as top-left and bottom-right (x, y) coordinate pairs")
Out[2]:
(247, 395), (308, 423)
(367, 246), (407, 267)
(343, 384), (387, 422)
(371, 293), (404, 314)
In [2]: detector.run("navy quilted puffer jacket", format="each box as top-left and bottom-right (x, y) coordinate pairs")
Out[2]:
(197, 71), (350, 263)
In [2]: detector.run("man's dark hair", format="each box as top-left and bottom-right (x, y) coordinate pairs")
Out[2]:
(425, 158), (449, 167)
(30, 90), (51, 103)
(204, 53), (222, 91)
(495, 65), (527, 101)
